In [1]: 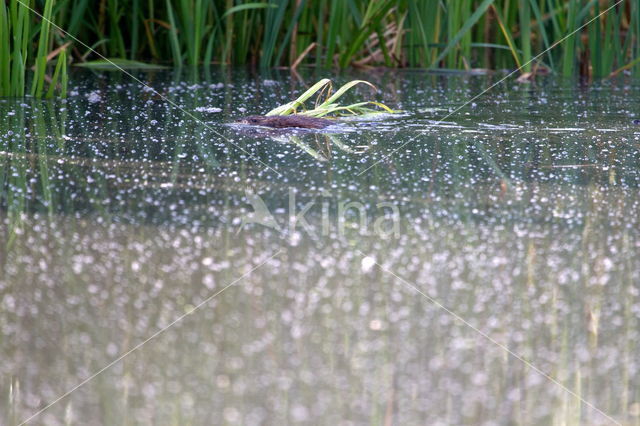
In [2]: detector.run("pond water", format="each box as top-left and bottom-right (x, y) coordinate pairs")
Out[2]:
(1, 69), (640, 425)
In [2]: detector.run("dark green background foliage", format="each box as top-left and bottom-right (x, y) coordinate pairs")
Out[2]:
(1, 0), (639, 96)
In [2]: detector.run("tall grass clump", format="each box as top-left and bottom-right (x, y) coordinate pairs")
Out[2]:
(1, 0), (68, 98)
(0, 0), (31, 97)
(1, 1), (639, 98)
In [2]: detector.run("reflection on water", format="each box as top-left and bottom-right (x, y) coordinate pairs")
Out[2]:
(1, 69), (640, 425)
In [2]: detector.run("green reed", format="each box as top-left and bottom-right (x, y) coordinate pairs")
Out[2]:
(0, 0), (30, 97)
(0, 0), (70, 98)
(1, 0), (639, 97)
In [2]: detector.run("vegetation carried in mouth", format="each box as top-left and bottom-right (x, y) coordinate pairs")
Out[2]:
(266, 79), (395, 118)
(1, 0), (639, 97)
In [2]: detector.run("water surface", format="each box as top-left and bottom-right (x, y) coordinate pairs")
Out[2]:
(1, 69), (640, 425)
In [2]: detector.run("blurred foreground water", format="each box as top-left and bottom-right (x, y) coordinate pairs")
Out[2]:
(1, 69), (640, 425)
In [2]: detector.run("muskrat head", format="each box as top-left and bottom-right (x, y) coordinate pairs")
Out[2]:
(237, 115), (265, 125)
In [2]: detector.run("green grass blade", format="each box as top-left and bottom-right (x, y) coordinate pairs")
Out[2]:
(491, 4), (522, 69)
(318, 80), (376, 108)
(633, 0), (640, 76)
(65, 0), (89, 36)
(130, 0), (140, 59)
(221, 2), (277, 18)
(74, 58), (169, 69)
(0, 1), (10, 96)
(60, 47), (67, 97)
(274, 0), (308, 66)
(407, 0), (431, 67)
(518, 0), (531, 72)
(431, 0), (495, 68)
(528, 0), (554, 70)
(165, 0), (183, 67)
(324, 0), (345, 67)
(266, 78), (332, 116)
(31, 0), (55, 97)
(260, 0), (288, 67)
(560, 0), (579, 77)
(45, 47), (66, 98)
(338, 0), (395, 68)
(588, 0), (601, 77)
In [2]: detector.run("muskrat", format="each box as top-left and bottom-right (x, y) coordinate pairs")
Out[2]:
(237, 115), (333, 129)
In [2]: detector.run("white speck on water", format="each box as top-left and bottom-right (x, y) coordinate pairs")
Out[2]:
(369, 319), (383, 330)
(203, 274), (215, 290)
(106, 342), (118, 356)
(543, 127), (585, 132)
(290, 404), (309, 421)
(195, 106), (222, 113)
(86, 91), (101, 103)
(223, 407), (240, 423)
(361, 256), (376, 273)
(216, 375), (230, 388)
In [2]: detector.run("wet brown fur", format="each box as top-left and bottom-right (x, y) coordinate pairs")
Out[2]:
(237, 115), (333, 129)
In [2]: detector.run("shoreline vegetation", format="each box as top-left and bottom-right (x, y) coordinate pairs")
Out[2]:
(1, 0), (639, 97)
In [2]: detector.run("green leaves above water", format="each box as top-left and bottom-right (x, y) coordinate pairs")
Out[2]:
(266, 78), (396, 119)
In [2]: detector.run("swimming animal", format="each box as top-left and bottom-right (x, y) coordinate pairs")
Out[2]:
(237, 115), (333, 129)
